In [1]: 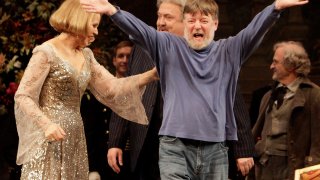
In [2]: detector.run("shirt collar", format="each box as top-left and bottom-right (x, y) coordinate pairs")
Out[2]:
(277, 77), (302, 93)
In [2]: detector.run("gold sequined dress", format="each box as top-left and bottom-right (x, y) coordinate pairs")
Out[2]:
(14, 43), (148, 180)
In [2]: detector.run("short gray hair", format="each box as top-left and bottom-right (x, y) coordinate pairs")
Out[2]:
(273, 41), (311, 77)
(157, 0), (186, 19)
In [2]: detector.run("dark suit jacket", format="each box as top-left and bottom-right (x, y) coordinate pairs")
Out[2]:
(252, 78), (320, 179)
(108, 45), (162, 172)
(81, 91), (111, 179)
(228, 85), (255, 179)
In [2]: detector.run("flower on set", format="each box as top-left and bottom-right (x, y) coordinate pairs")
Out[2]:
(6, 82), (19, 96)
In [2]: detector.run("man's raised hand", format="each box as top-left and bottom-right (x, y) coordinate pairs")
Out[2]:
(275, 0), (308, 10)
(80, 0), (117, 15)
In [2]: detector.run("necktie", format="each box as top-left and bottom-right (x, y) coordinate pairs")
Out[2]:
(268, 86), (287, 112)
(274, 86), (287, 109)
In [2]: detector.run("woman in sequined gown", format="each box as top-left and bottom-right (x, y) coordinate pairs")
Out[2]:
(14, 0), (157, 179)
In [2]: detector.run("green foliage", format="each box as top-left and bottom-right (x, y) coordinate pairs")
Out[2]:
(0, 0), (60, 116)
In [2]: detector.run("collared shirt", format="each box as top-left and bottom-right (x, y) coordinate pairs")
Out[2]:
(277, 77), (303, 101)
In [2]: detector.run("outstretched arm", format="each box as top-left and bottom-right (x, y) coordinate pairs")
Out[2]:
(80, 0), (117, 15)
(275, 0), (308, 10)
(138, 67), (159, 87)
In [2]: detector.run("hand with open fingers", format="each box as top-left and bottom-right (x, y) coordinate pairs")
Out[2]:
(80, 0), (117, 15)
(275, 0), (309, 10)
(107, 148), (123, 174)
(236, 157), (254, 176)
(45, 123), (66, 142)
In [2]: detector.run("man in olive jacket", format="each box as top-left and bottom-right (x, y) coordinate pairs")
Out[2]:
(252, 41), (320, 180)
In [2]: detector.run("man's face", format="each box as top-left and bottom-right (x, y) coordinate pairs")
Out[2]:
(156, 2), (184, 36)
(270, 47), (291, 82)
(183, 11), (218, 50)
(113, 46), (132, 77)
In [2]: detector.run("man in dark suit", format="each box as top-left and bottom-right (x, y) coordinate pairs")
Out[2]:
(228, 85), (255, 180)
(107, 47), (161, 180)
(81, 40), (134, 180)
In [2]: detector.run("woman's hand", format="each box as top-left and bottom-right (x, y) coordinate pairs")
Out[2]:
(150, 67), (160, 81)
(138, 67), (159, 88)
(45, 123), (66, 142)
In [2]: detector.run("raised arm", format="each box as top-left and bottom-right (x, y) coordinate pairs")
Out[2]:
(80, 0), (167, 65)
(226, 0), (309, 67)
(80, 0), (308, 14)
(80, 0), (117, 15)
(86, 49), (158, 125)
(275, 0), (308, 10)
(139, 67), (159, 86)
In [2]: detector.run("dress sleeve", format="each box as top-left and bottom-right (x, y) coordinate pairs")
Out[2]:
(14, 49), (52, 165)
(87, 52), (148, 125)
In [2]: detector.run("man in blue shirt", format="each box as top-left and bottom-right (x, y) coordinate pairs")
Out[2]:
(81, 0), (309, 179)
(107, 1), (184, 180)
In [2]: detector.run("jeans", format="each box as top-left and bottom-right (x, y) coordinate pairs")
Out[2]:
(159, 136), (228, 180)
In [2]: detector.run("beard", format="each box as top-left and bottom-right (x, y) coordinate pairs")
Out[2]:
(184, 28), (215, 50)
(271, 70), (290, 82)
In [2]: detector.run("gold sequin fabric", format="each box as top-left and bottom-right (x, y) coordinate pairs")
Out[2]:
(15, 42), (149, 180)
(17, 43), (91, 179)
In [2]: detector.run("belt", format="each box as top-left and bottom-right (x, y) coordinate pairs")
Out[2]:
(163, 135), (220, 146)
